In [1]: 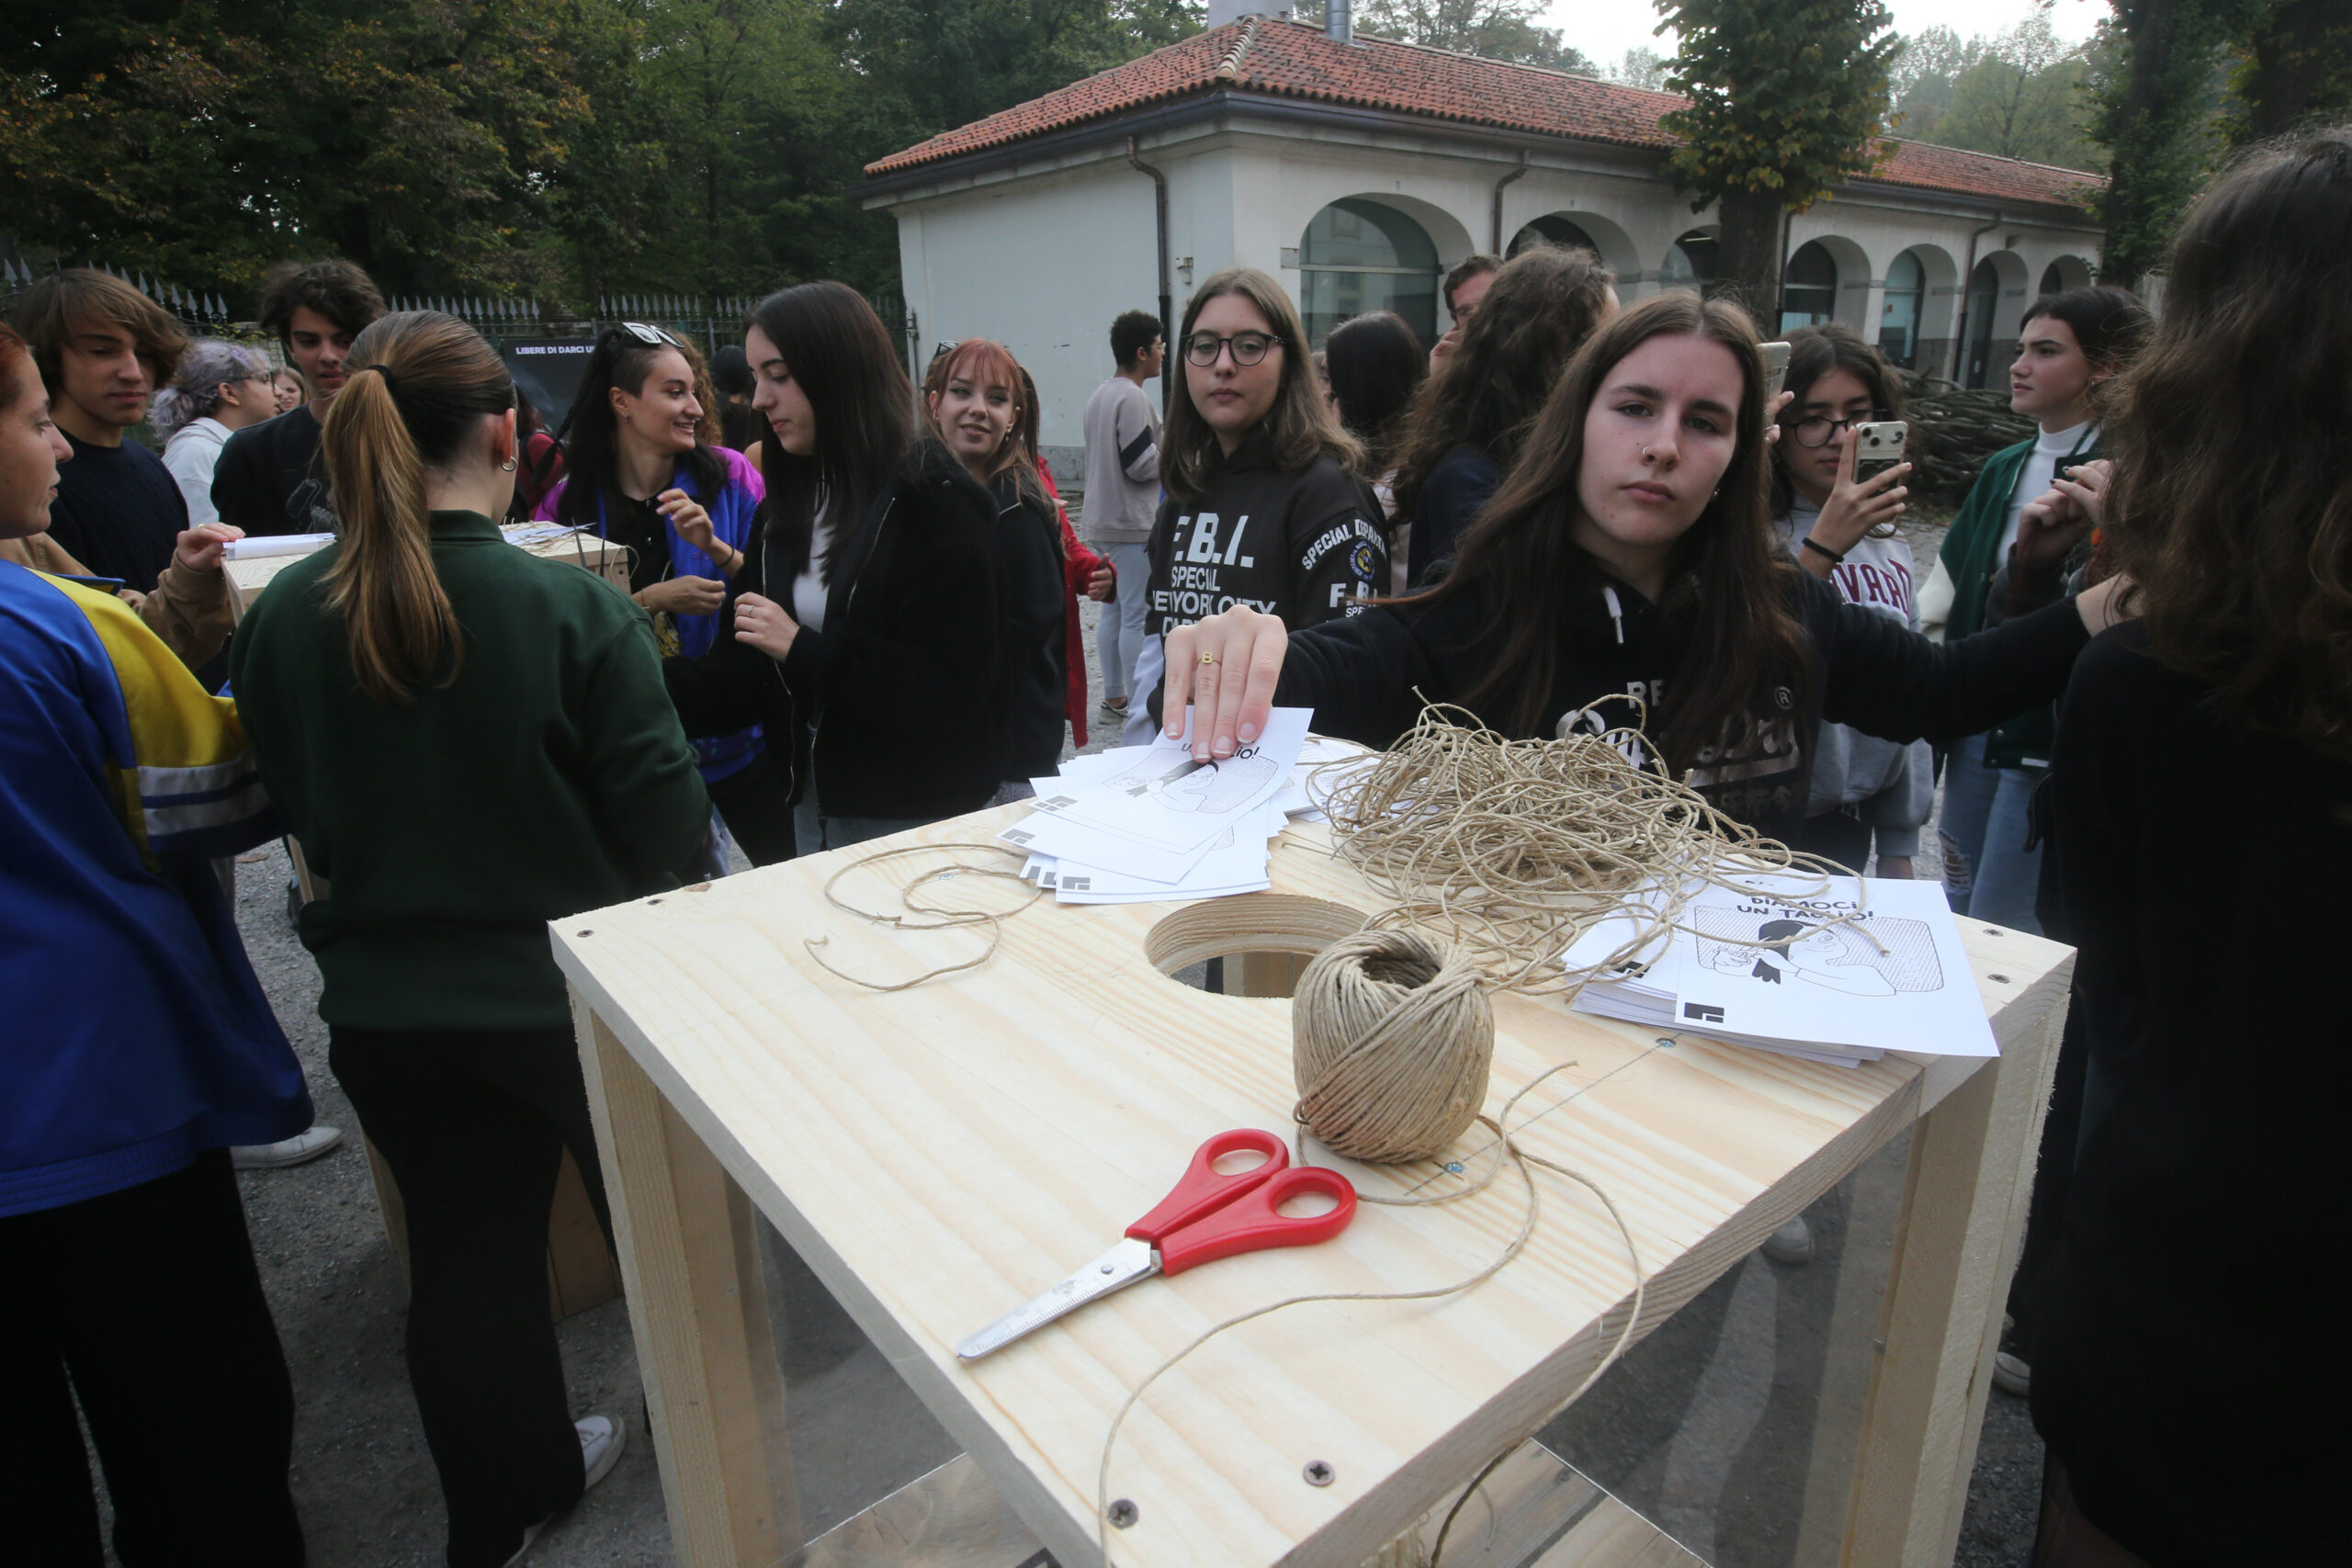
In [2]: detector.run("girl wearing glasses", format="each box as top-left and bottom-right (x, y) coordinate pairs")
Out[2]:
(1766, 324), (1927, 882)
(1121, 268), (1387, 742)
(538, 324), (792, 864)
(664, 283), (1041, 852)
(152, 338), (279, 531)
(1162, 291), (2125, 856)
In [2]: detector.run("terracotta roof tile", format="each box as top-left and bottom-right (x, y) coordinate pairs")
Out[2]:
(864, 18), (2101, 213)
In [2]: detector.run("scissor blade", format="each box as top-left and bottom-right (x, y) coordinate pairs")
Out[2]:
(956, 1236), (1159, 1360)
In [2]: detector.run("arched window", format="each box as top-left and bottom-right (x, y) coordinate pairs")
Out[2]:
(1298, 199), (1440, 347)
(1963, 257), (2001, 389)
(1779, 242), (1838, 333)
(2039, 261), (2065, 297)
(1660, 230), (1717, 291)
(1510, 214), (1599, 258)
(1880, 250), (1927, 369)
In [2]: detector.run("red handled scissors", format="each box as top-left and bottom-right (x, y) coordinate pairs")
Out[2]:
(956, 1128), (1357, 1360)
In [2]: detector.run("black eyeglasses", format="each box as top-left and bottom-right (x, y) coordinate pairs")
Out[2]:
(620, 321), (685, 349)
(1791, 414), (1883, 449)
(1183, 331), (1283, 367)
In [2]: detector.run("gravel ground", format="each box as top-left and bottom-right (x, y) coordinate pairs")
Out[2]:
(153, 527), (2046, 1567)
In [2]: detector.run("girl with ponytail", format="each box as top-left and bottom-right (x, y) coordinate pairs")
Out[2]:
(226, 310), (709, 1568)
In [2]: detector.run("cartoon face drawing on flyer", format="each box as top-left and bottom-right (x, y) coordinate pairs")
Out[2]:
(1700, 916), (1944, 997)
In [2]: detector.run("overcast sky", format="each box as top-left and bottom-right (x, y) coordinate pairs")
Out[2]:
(1549, 0), (2109, 75)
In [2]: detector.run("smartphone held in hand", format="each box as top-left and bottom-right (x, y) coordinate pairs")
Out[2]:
(1852, 421), (1909, 486)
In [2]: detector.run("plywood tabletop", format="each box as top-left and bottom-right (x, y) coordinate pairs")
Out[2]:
(552, 811), (2072, 1568)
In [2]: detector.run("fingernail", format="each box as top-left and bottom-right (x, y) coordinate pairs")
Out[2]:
(1239, 722), (1259, 742)
(1213, 736), (1235, 758)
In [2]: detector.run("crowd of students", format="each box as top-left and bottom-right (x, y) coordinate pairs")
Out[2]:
(5, 124), (2346, 1568)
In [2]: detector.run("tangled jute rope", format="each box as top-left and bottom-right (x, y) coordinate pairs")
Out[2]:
(1311, 701), (1877, 996)
(1293, 929), (1494, 1163)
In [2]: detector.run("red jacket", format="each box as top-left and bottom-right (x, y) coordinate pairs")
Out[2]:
(1037, 458), (1110, 749)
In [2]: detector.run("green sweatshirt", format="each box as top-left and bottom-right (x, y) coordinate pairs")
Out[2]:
(227, 511), (709, 1031)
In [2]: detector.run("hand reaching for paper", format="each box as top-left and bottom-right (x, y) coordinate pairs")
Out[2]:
(732, 592), (800, 660)
(1162, 605), (1289, 763)
(173, 522), (244, 573)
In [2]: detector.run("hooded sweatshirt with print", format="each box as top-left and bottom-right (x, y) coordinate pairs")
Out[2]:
(1276, 559), (2090, 847)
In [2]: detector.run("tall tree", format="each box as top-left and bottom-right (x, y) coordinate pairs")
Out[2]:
(1656, 0), (1902, 330)
(2228, 0), (2352, 141)
(1606, 46), (1672, 93)
(2088, 0), (2245, 288)
(1355, 1), (1596, 73)
(1939, 3), (2101, 168)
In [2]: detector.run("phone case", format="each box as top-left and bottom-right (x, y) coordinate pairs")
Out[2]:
(1852, 420), (1908, 486)
(1759, 342), (1792, 402)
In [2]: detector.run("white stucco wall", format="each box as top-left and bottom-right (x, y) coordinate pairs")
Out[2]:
(871, 114), (2103, 471)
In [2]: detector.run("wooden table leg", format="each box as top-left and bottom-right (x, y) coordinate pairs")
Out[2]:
(1840, 966), (2071, 1565)
(574, 996), (802, 1566)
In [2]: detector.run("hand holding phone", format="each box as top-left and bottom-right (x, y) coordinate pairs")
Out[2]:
(1851, 421), (1909, 487)
(1759, 342), (1792, 401)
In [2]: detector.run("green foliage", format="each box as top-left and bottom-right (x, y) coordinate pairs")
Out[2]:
(2223, 0), (2352, 142)
(1604, 46), (1672, 93)
(2086, 0), (2247, 287)
(1657, 0), (1902, 211)
(1890, 5), (2103, 170)
(1353, 1), (1596, 73)
(2, 0), (1205, 309)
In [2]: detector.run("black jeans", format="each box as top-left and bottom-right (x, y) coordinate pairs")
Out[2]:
(706, 750), (797, 867)
(329, 1025), (613, 1568)
(0, 1151), (303, 1568)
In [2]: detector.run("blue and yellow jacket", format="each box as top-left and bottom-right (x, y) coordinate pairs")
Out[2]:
(1, 562), (310, 1217)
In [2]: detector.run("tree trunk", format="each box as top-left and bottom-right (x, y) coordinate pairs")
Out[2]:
(2243, 0), (2352, 140)
(1713, 186), (1789, 336)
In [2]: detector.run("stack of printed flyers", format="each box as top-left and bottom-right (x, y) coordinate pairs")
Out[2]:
(998, 707), (1371, 904)
(1561, 872), (1998, 1066)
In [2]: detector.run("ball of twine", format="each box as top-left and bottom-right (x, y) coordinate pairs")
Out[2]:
(1292, 929), (1494, 1164)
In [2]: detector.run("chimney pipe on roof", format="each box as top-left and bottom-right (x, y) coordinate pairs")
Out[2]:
(1326, 1), (1352, 43)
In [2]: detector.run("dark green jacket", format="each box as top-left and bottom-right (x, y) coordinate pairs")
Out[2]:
(1937, 427), (2102, 768)
(227, 511), (709, 1031)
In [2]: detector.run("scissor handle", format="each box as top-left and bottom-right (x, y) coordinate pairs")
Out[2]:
(1156, 1165), (1357, 1277)
(1125, 1128), (1288, 1246)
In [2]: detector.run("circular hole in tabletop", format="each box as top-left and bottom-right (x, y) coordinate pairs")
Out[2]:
(1144, 894), (1367, 999)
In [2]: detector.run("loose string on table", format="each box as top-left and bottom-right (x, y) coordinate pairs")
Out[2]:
(1093, 1062), (1649, 1568)
(801, 840), (1041, 992)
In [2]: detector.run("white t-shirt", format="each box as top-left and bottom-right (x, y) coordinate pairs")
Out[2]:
(791, 498), (831, 633)
(1997, 419), (2096, 563)
(161, 417), (232, 529)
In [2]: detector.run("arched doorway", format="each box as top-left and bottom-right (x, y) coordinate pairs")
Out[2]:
(1880, 250), (1928, 368)
(1510, 214), (1600, 257)
(1298, 198), (1441, 347)
(1962, 257), (2002, 389)
(2039, 261), (2065, 297)
(1660, 230), (1717, 291)
(1779, 242), (1838, 333)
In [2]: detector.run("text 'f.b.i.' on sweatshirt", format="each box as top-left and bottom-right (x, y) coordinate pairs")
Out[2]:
(1144, 449), (1388, 638)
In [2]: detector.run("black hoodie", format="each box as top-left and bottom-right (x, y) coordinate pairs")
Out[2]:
(1277, 561), (2091, 844)
(664, 442), (1057, 820)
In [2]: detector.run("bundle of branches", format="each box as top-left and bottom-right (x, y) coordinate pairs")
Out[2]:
(1899, 374), (2038, 504)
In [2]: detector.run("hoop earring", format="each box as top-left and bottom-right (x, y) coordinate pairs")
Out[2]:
(500, 456), (518, 472)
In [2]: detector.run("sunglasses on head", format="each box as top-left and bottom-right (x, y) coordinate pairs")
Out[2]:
(620, 321), (685, 349)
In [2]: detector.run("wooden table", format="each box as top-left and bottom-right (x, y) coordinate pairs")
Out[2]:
(555, 812), (2070, 1568)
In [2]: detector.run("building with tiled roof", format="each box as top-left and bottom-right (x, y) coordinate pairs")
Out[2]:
(858, 8), (2103, 472)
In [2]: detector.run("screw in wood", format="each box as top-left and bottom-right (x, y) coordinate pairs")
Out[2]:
(1989, 974), (2010, 984)
(1107, 1499), (1140, 1529)
(1656, 1037), (1676, 1049)
(1303, 1460), (1335, 1487)
(576, 930), (594, 937)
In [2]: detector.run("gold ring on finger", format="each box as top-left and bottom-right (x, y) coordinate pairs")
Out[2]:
(1199, 652), (1220, 666)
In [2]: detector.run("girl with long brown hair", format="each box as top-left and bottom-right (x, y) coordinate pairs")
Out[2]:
(663, 284), (1057, 851)
(1122, 266), (1386, 743)
(1393, 243), (1618, 583)
(226, 310), (708, 1568)
(1166, 291), (2124, 853)
(2022, 126), (2352, 1568)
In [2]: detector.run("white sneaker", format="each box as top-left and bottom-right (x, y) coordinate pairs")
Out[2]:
(578, 1412), (627, 1491)
(231, 1123), (345, 1169)
(499, 1417), (627, 1568)
(1761, 1214), (1815, 1265)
